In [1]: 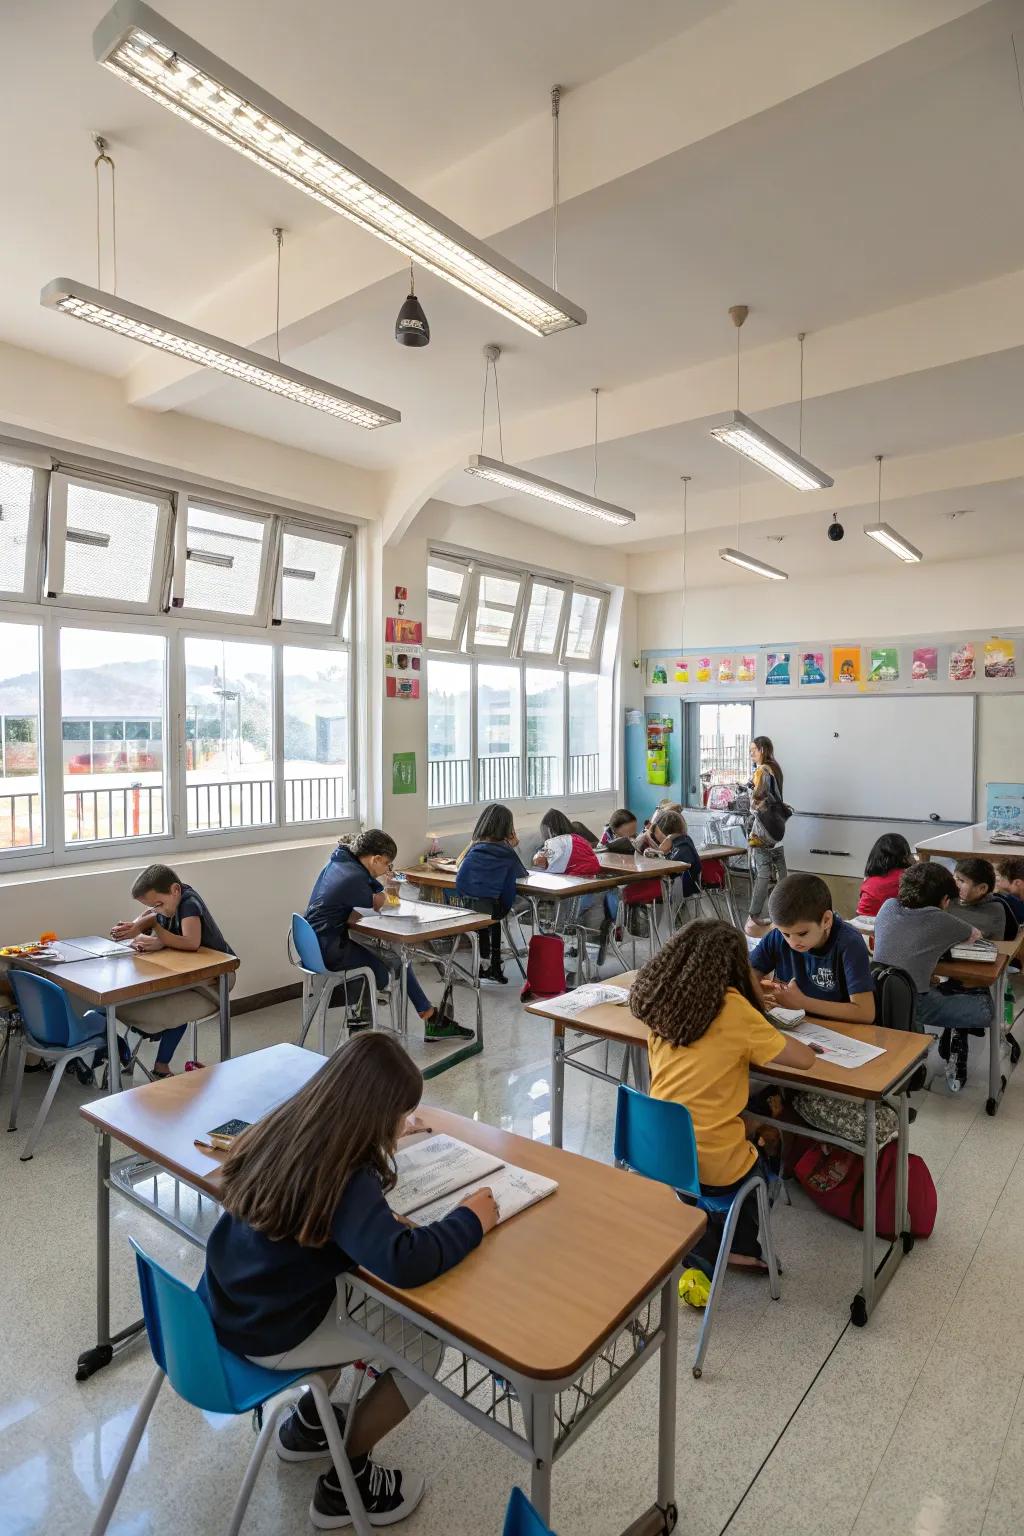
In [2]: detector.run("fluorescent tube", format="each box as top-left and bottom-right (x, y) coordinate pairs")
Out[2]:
(863, 522), (922, 563)
(41, 278), (400, 428)
(709, 410), (833, 491)
(66, 528), (112, 548)
(94, 1), (585, 339)
(464, 454), (635, 526)
(718, 547), (788, 581)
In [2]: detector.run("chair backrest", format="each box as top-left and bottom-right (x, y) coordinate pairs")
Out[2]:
(8, 969), (78, 1048)
(613, 1083), (701, 1198)
(290, 912), (327, 974)
(503, 1487), (556, 1536)
(870, 961), (921, 1033)
(131, 1238), (242, 1415)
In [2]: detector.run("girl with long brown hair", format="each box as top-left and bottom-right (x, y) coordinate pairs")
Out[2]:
(746, 735), (788, 936)
(630, 920), (815, 1271)
(203, 1032), (497, 1528)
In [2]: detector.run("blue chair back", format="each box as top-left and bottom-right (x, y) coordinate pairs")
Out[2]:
(613, 1083), (701, 1199)
(503, 1487), (555, 1536)
(291, 912), (327, 974)
(9, 969), (87, 1049)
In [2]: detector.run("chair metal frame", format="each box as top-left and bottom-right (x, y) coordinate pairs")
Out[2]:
(287, 913), (397, 1053)
(6, 971), (109, 1161)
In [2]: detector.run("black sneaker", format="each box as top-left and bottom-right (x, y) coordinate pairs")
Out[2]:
(482, 962), (507, 985)
(277, 1393), (347, 1462)
(311, 1457), (425, 1529)
(424, 1012), (475, 1042)
(954, 1031), (970, 1088)
(937, 1028), (952, 1062)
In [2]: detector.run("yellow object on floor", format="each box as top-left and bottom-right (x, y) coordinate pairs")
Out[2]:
(679, 1267), (710, 1308)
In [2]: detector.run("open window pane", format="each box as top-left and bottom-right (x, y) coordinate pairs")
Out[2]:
(564, 589), (604, 662)
(184, 504), (266, 616)
(525, 669), (564, 798)
(281, 528), (346, 628)
(477, 663), (521, 800)
(60, 628), (166, 843)
(185, 637), (273, 831)
(697, 702), (752, 796)
(427, 594), (459, 643)
(61, 481), (161, 605)
(474, 571), (521, 650)
(0, 460), (37, 596)
(568, 672), (611, 793)
(427, 558), (468, 647)
(522, 581), (564, 655)
(283, 646), (350, 822)
(427, 659), (472, 808)
(0, 623), (43, 850)
(427, 561), (465, 599)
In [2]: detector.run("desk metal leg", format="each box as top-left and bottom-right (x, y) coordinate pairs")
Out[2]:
(218, 970), (231, 1063)
(105, 1005), (121, 1094)
(76, 1131), (145, 1380)
(529, 1393), (555, 1526)
(723, 863), (740, 928)
(987, 972), (1008, 1116)
(551, 1027), (565, 1148)
(656, 1268), (679, 1527)
(852, 1101), (878, 1327)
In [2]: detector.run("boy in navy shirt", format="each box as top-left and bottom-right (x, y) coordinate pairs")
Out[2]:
(750, 873), (876, 1025)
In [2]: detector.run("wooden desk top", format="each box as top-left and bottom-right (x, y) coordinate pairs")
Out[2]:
(915, 823), (1024, 862)
(932, 940), (1013, 988)
(349, 900), (490, 945)
(81, 1044), (702, 1381)
(698, 843), (748, 862)
(400, 866), (622, 899)
(527, 971), (930, 1100)
(10, 941), (238, 1006)
(595, 852), (689, 880)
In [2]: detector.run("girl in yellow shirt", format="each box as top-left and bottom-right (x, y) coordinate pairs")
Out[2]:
(631, 920), (815, 1271)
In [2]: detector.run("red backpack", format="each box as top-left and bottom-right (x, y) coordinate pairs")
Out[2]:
(794, 1141), (937, 1239)
(520, 934), (567, 1001)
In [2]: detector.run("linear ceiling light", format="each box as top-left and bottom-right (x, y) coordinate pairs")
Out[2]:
(710, 409), (834, 492)
(717, 546), (788, 581)
(465, 455), (635, 526)
(93, 1), (586, 338)
(863, 454), (922, 562)
(40, 278), (400, 428)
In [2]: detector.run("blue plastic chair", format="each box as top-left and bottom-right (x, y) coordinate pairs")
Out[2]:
(7, 970), (110, 1161)
(89, 1239), (372, 1536)
(613, 1084), (780, 1379)
(503, 1486), (555, 1535)
(287, 912), (385, 1052)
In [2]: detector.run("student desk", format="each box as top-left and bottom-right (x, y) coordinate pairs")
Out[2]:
(348, 902), (491, 1076)
(527, 973), (930, 1327)
(932, 938), (1020, 1116)
(80, 1044), (703, 1532)
(7, 938), (237, 1093)
(915, 823), (1024, 864)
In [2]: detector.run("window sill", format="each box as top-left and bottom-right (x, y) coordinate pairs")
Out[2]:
(0, 831), (339, 889)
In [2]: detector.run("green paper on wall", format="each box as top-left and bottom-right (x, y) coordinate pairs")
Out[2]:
(392, 752), (417, 795)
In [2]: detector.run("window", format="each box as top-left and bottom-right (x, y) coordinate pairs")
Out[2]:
(426, 556), (470, 649)
(686, 701), (752, 805)
(277, 525), (349, 630)
(0, 622), (43, 850)
(477, 664), (522, 801)
(568, 673), (612, 794)
(564, 587), (606, 666)
(185, 637), (274, 832)
(0, 458), (44, 598)
(283, 645), (350, 822)
(427, 659), (472, 809)
(525, 669), (564, 797)
(472, 569), (523, 651)
(521, 578), (566, 658)
(60, 628), (166, 844)
(181, 502), (268, 619)
(47, 474), (169, 611)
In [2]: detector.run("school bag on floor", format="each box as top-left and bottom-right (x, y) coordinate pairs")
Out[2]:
(794, 1141), (937, 1239)
(520, 934), (566, 1001)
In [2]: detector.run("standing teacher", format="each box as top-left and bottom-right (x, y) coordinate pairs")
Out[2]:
(744, 736), (789, 936)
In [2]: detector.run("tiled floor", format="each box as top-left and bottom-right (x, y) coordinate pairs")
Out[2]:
(2, 976), (1024, 1536)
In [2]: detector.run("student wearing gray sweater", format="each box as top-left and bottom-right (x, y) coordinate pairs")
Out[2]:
(874, 861), (986, 1089)
(952, 858), (1020, 941)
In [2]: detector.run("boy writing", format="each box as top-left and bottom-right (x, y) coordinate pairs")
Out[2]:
(749, 873), (875, 1025)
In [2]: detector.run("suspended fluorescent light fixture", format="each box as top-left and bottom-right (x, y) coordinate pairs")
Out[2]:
(40, 278), (400, 428)
(709, 311), (833, 490)
(717, 547), (788, 581)
(93, 1), (585, 339)
(863, 454), (922, 562)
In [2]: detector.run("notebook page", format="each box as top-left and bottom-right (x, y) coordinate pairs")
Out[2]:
(389, 1134), (505, 1217)
(411, 1163), (558, 1227)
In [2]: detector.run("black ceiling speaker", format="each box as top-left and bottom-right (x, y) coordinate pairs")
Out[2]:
(395, 264), (430, 347)
(828, 513), (845, 542)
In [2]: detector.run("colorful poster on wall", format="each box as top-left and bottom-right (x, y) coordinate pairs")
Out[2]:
(695, 656), (712, 683)
(984, 638), (1016, 679)
(800, 651), (826, 686)
(717, 656), (735, 684)
(986, 783), (1024, 834)
(869, 648), (899, 682)
(765, 652), (791, 686)
(831, 647), (860, 685)
(911, 647), (937, 681)
(386, 676), (420, 700)
(949, 642), (975, 681)
(737, 655), (756, 684)
(385, 616), (423, 645)
(391, 751), (417, 795)
(648, 660), (669, 684)
(672, 658), (690, 684)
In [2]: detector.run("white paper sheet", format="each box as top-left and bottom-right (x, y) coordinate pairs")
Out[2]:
(389, 1134), (504, 1217)
(412, 1163), (557, 1227)
(549, 984), (630, 1016)
(788, 1020), (886, 1070)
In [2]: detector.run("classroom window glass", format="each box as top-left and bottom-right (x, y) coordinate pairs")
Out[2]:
(59, 479), (164, 607)
(568, 672), (612, 794)
(473, 570), (522, 651)
(691, 702), (752, 803)
(427, 659), (472, 809)
(0, 622), (43, 851)
(59, 627), (166, 844)
(182, 503), (267, 617)
(426, 558), (468, 647)
(564, 589), (604, 663)
(280, 527), (347, 628)
(0, 460), (38, 597)
(185, 637), (274, 832)
(525, 669), (565, 798)
(283, 645), (350, 823)
(521, 581), (564, 656)
(477, 663), (523, 801)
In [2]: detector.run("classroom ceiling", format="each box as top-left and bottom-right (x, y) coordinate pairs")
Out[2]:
(4, 0), (1024, 585)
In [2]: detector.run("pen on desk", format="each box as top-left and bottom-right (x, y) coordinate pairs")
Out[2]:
(194, 1137), (218, 1151)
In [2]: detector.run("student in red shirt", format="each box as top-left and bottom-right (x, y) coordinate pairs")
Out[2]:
(857, 834), (914, 916)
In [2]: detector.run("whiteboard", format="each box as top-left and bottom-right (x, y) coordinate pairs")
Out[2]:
(753, 695), (975, 821)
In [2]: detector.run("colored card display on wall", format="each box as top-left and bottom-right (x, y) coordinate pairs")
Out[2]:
(695, 656), (712, 683)
(765, 652), (791, 686)
(648, 661), (668, 684)
(869, 648), (899, 682)
(949, 642), (975, 681)
(737, 655), (756, 684)
(391, 752), (417, 794)
(386, 676), (420, 699)
(717, 656), (735, 684)
(800, 651), (826, 685)
(672, 659), (690, 683)
(911, 647), (937, 681)
(831, 647), (860, 685)
(984, 638), (1016, 679)
(385, 616), (422, 645)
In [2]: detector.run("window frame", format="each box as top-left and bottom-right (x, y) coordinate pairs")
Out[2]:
(683, 699), (754, 808)
(466, 565), (527, 658)
(0, 453), (47, 604)
(272, 520), (353, 636)
(45, 469), (173, 615)
(425, 553), (473, 654)
(560, 584), (609, 673)
(518, 574), (570, 662)
(174, 494), (276, 628)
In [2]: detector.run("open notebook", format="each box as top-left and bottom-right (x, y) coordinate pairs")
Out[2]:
(389, 1133), (557, 1227)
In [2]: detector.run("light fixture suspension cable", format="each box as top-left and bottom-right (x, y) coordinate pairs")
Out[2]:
(479, 345), (505, 461)
(93, 135), (117, 294)
(680, 474), (690, 652)
(592, 387), (600, 496)
(551, 86), (561, 293)
(798, 331), (806, 455)
(876, 452), (883, 515)
(273, 227), (284, 362)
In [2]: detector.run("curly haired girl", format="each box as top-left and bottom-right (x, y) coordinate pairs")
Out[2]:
(630, 919), (815, 1270)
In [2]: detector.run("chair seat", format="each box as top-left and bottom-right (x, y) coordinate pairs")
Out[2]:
(118, 989), (219, 1031)
(24, 1024), (108, 1058)
(215, 1349), (309, 1416)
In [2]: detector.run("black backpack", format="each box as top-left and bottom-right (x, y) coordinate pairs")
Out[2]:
(870, 960), (921, 1034)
